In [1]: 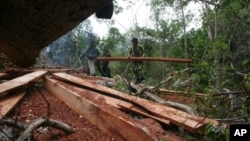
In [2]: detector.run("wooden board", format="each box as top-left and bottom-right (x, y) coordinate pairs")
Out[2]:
(97, 57), (193, 63)
(0, 70), (47, 96)
(57, 81), (170, 125)
(32, 69), (72, 73)
(74, 74), (114, 81)
(0, 73), (7, 78)
(159, 88), (210, 97)
(118, 104), (171, 125)
(0, 91), (26, 118)
(44, 77), (154, 141)
(52, 73), (210, 133)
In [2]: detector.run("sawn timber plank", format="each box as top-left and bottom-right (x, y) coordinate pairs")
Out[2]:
(56, 80), (170, 125)
(0, 91), (26, 119)
(44, 77), (154, 141)
(97, 57), (193, 63)
(0, 70), (47, 96)
(0, 73), (7, 78)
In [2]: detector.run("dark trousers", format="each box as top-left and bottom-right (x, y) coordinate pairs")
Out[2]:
(102, 67), (111, 78)
(133, 62), (144, 83)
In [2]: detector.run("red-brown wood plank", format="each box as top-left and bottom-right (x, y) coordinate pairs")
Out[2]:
(97, 57), (193, 63)
(44, 77), (154, 141)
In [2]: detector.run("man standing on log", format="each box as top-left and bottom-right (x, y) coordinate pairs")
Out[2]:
(129, 38), (145, 84)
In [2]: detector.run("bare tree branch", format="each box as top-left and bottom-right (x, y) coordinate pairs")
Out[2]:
(231, 63), (246, 76)
(130, 83), (197, 115)
(197, 0), (218, 6)
(0, 118), (25, 130)
(17, 117), (75, 141)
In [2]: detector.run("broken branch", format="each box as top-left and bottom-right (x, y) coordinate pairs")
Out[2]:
(130, 83), (197, 115)
(17, 117), (75, 141)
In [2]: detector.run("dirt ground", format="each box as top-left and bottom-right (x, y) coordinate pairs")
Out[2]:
(7, 85), (189, 141)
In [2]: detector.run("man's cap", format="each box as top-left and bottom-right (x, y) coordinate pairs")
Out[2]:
(103, 48), (108, 51)
(132, 38), (138, 43)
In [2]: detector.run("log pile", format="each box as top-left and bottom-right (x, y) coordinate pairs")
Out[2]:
(0, 70), (227, 140)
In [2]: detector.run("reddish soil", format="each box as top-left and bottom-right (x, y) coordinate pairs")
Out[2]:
(7, 86), (189, 141)
(11, 88), (111, 141)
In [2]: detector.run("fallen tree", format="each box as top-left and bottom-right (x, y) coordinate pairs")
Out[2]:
(130, 83), (197, 115)
(115, 75), (197, 115)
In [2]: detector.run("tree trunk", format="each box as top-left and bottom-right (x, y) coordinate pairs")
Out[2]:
(204, 4), (221, 89)
(180, 0), (188, 68)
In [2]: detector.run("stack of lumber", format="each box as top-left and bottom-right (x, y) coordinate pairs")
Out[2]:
(0, 69), (70, 118)
(0, 70), (47, 118)
(0, 70), (226, 141)
(47, 73), (226, 132)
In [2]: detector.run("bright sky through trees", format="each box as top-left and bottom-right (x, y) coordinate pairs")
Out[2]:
(88, 0), (202, 38)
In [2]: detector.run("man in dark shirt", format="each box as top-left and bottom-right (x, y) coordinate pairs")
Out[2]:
(101, 48), (111, 78)
(129, 38), (145, 84)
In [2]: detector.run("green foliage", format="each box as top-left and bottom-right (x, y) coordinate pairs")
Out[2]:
(112, 75), (130, 93)
(204, 124), (228, 141)
(242, 59), (250, 71)
(244, 73), (250, 91)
